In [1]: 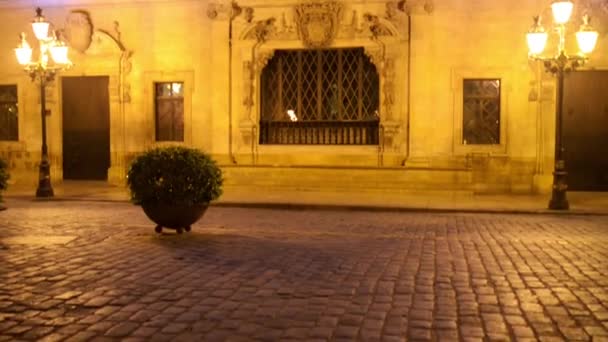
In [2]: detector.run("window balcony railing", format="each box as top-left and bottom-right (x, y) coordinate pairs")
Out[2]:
(259, 120), (379, 145)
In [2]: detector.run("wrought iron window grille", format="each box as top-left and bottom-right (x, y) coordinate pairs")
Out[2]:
(260, 48), (380, 145)
(462, 79), (501, 145)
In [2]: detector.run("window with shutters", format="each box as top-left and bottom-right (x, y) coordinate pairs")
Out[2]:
(259, 48), (380, 145)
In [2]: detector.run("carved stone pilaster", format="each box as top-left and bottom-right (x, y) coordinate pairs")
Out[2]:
(381, 121), (401, 151)
(295, 1), (343, 48)
(109, 75), (120, 103)
(242, 60), (254, 121)
(382, 58), (396, 120)
(120, 50), (133, 103)
(239, 120), (256, 148)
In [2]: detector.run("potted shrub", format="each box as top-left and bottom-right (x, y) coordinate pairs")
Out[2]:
(127, 146), (223, 234)
(0, 158), (9, 210)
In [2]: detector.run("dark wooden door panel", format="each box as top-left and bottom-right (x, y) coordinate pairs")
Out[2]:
(563, 71), (608, 191)
(62, 76), (110, 180)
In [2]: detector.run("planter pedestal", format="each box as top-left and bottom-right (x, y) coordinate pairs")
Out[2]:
(141, 203), (208, 234)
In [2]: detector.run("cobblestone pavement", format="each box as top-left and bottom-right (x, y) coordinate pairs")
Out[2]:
(0, 200), (607, 341)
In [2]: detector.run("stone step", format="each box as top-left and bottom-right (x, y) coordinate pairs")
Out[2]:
(221, 165), (473, 193)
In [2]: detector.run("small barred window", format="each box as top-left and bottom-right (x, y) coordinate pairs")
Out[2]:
(463, 79), (501, 145)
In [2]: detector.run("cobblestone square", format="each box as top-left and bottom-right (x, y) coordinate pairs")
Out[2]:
(0, 200), (607, 341)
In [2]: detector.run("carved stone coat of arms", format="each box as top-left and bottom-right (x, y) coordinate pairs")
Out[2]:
(63, 11), (93, 53)
(295, 2), (342, 48)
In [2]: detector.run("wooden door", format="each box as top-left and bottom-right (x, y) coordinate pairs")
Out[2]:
(62, 76), (110, 180)
(562, 71), (608, 191)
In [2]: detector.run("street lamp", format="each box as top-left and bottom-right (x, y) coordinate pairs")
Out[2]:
(526, 0), (598, 210)
(15, 8), (72, 198)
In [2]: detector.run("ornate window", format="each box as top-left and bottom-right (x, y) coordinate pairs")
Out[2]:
(462, 79), (501, 145)
(0, 85), (18, 141)
(260, 48), (380, 145)
(155, 82), (184, 142)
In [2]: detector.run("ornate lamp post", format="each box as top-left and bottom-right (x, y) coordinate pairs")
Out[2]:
(14, 8), (72, 197)
(526, 0), (599, 210)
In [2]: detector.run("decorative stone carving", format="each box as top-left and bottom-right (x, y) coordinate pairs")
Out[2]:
(386, 1), (409, 37)
(255, 50), (275, 73)
(295, 1), (342, 48)
(243, 7), (255, 23)
(244, 18), (277, 43)
(362, 13), (393, 38)
(207, 1), (241, 20)
(275, 13), (297, 39)
(63, 10), (93, 53)
(364, 47), (383, 70)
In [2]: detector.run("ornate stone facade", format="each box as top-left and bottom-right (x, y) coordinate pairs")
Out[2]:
(1, 0), (606, 193)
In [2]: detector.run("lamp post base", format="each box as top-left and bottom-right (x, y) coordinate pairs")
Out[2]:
(548, 191), (569, 210)
(36, 181), (54, 197)
(36, 159), (54, 198)
(548, 166), (569, 210)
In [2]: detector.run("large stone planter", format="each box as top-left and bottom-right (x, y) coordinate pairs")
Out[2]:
(141, 203), (208, 234)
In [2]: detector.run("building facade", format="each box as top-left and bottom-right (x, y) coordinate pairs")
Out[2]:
(0, 0), (607, 193)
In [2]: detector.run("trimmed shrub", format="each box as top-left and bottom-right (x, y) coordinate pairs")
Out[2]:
(127, 147), (222, 206)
